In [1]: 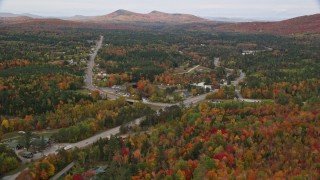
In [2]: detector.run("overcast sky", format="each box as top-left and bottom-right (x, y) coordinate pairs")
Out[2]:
(0, 0), (319, 20)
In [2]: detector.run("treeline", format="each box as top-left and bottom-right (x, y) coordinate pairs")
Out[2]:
(0, 65), (87, 117)
(1, 98), (153, 133)
(0, 145), (20, 176)
(99, 47), (187, 81)
(53, 102), (154, 143)
(21, 102), (319, 179)
(212, 32), (320, 103)
(206, 86), (236, 100)
(0, 30), (96, 62)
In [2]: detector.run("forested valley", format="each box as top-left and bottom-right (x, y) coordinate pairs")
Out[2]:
(0, 23), (319, 179)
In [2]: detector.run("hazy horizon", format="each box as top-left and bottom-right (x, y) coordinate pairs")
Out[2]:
(0, 0), (319, 21)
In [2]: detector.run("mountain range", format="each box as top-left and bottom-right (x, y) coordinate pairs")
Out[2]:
(66, 9), (208, 24)
(0, 10), (208, 24)
(217, 13), (320, 35)
(1, 10), (319, 35)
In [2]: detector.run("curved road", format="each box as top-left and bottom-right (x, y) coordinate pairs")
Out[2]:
(214, 58), (260, 102)
(175, 65), (200, 75)
(142, 91), (216, 108)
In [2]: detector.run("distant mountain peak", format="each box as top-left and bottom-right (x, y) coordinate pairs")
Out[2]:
(149, 10), (165, 14)
(69, 9), (207, 24)
(111, 9), (135, 16)
(1, 10), (208, 25)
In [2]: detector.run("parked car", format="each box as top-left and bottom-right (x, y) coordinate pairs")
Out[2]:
(64, 145), (73, 150)
(16, 144), (23, 150)
(22, 152), (33, 158)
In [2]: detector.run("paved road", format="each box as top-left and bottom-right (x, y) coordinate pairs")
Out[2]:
(38, 117), (145, 157)
(84, 36), (109, 98)
(215, 57), (260, 103)
(175, 65), (200, 75)
(214, 57), (220, 67)
(231, 70), (245, 86)
(50, 161), (75, 180)
(30, 91), (212, 158)
(2, 168), (29, 180)
(235, 89), (261, 102)
(71, 116), (145, 149)
(85, 36), (103, 89)
(2, 116), (145, 179)
(142, 91), (217, 108)
(82, 36), (134, 101)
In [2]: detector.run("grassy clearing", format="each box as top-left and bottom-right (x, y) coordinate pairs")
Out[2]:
(2, 132), (20, 140)
(2, 163), (30, 177)
(2, 129), (60, 142)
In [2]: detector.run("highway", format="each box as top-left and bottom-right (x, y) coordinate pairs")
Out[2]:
(85, 35), (103, 89)
(70, 116), (145, 149)
(84, 35), (109, 98)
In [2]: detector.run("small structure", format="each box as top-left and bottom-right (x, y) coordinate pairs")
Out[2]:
(192, 82), (212, 90)
(242, 50), (256, 55)
(112, 85), (127, 92)
(179, 91), (191, 98)
(67, 59), (77, 65)
(91, 165), (107, 175)
(220, 79), (228, 86)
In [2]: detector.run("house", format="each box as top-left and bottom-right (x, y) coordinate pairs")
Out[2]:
(220, 79), (228, 86)
(179, 91), (191, 98)
(67, 59), (73, 64)
(192, 82), (212, 90)
(112, 85), (127, 92)
(67, 59), (77, 65)
(242, 50), (255, 55)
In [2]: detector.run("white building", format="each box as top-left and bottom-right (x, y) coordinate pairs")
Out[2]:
(192, 82), (212, 90)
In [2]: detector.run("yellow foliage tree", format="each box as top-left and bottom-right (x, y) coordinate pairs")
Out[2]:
(64, 174), (73, 180)
(33, 159), (56, 179)
(1, 119), (10, 131)
(40, 170), (48, 180)
(0, 129), (3, 140)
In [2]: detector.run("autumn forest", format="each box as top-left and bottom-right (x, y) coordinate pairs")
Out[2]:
(0, 12), (319, 180)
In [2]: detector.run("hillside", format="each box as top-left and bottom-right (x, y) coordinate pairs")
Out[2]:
(0, 18), (142, 31)
(69, 9), (208, 24)
(0, 12), (43, 18)
(0, 16), (33, 23)
(216, 14), (320, 35)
